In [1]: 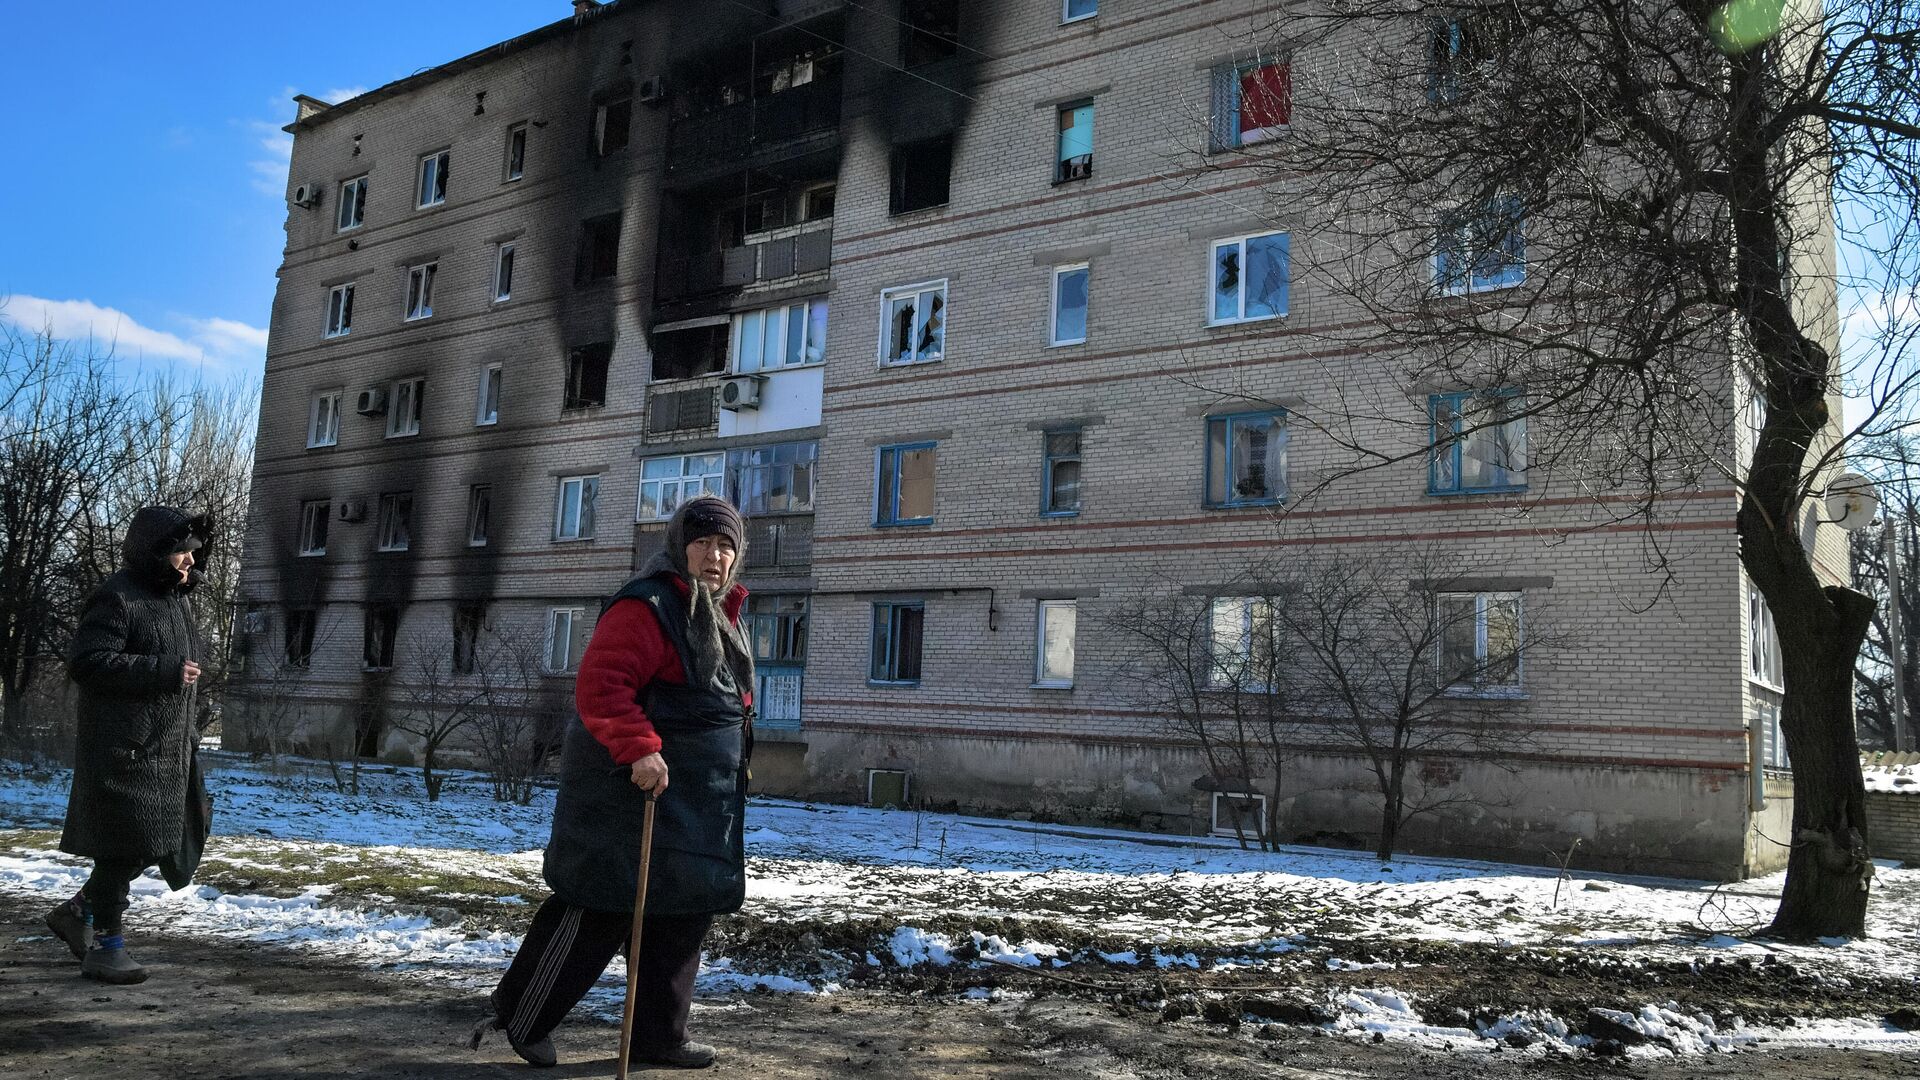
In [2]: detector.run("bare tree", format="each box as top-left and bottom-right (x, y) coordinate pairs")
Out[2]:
(226, 607), (338, 767)
(1199, 0), (1920, 937)
(390, 635), (487, 801)
(1850, 435), (1920, 749)
(470, 621), (566, 805)
(0, 324), (135, 742)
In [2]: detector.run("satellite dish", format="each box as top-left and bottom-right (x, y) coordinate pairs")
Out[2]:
(1824, 472), (1882, 532)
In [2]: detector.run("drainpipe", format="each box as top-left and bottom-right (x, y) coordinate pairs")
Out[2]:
(1749, 713), (1767, 812)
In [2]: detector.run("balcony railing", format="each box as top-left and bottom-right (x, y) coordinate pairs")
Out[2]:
(657, 223), (832, 302)
(666, 74), (842, 173)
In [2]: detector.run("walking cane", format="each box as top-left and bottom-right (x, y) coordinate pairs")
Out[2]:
(615, 791), (658, 1080)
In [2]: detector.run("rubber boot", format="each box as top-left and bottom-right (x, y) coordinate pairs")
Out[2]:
(81, 935), (148, 985)
(45, 899), (90, 960)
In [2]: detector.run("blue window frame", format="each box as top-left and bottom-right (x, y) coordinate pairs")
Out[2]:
(1435, 197), (1525, 294)
(1041, 429), (1082, 516)
(1205, 411), (1287, 507)
(875, 442), (937, 526)
(1056, 101), (1093, 182)
(870, 601), (925, 685)
(1210, 232), (1289, 324)
(1428, 390), (1527, 494)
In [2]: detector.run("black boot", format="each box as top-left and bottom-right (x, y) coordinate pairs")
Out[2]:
(45, 899), (89, 960)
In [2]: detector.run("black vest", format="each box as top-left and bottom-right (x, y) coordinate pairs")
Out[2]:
(543, 573), (752, 915)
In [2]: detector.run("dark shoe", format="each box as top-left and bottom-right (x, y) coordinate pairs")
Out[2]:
(470, 1015), (556, 1068)
(81, 944), (148, 985)
(639, 1041), (716, 1069)
(45, 902), (89, 960)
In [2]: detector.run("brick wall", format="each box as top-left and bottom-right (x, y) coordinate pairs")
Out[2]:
(1867, 792), (1920, 864)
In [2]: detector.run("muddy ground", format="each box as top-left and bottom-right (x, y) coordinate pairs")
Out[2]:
(3, 896), (1916, 1080)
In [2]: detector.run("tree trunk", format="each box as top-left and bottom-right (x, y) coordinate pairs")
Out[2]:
(1769, 588), (1877, 939)
(0, 689), (27, 744)
(1375, 791), (1401, 862)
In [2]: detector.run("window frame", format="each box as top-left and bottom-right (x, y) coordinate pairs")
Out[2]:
(404, 261), (438, 321)
(564, 341), (612, 410)
(877, 279), (948, 367)
(1434, 196), (1526, 296)
(732, 299), (829, 374)
(593, 95), (633, 158)
(1040, 428), (1083, 516)
(336, 175), (368, 232)
(553, 474), (601, 542)
(452, 605), (486, 675)
(1049, 264), (1089, 347)
(466, 484), (493, 547)
(476, 363), (502, 426)
(284, 609), (317, 669)
(385, 376), (425, 439)
(1211, 58), (1292, 150)
(1208, 595), (1281, 692)
(363, 606), (400, 671)
(1208, 231), (1290, 326)
(1210, 791), (1268, 839)
(417, 149), (450, 209)
(307, 388), (342, 448)
(1749, 585), (1784, 690)
(637, 453), (725, 521)
(505, 123), (528, 182)
(1427, 389), (1528, 495)
(545, 607), (590, 674)
(1062, 0), (1097, 23)
(869, 600), (926, 686)
(375, 491), (413, 553)
(1435, 591), (1526, 696)
(726, 441), (818, 516)
(1204, 409), (1289, 508)
(323, 282), (355, 339)
(874, 442), (937, 527)
(1054, 100), (1094, 184)
(1033, 598), (1077, 689)
(493, 242), (515, 302)
(297, 500), (330, 557)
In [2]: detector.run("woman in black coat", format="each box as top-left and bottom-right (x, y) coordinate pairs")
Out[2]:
(46, 505), (213, 985)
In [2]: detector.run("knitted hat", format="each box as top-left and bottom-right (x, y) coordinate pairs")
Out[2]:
(673, 495), (744, 553)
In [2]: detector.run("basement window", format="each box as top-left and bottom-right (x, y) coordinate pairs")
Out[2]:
(565, 343), (612, 409)
(889, 135), (952, 215)
(1210, 792), (1267, 839)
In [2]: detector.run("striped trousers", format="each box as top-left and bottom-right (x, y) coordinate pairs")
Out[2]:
(490, 895), (712, 1051)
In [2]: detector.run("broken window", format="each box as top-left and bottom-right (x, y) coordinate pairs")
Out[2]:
(902, 0), (959, 67)
(493, 244), (515, 302)
(506, 123), (527, 180)
(308, 389), (341, 448)
(405, 261), (437, 320)
(453, 606), (485, 675)
(476, 363), (502, 426)
(1436, 592), (1524, 692)
(1050, 265), (1088, 346)
(1434, 197), (1525, 294)
(875, 443), (936, 525)
(1211, 231), (1289, 324)
(803, 184), (837, 221)
(890, 135), (952, 215)
(727, 441), (818, 515)
(1429, 389), (1527, 494)
(1042, 429), (1082, 515)
(1055, 101), (1093, 183)
(363, 607), (399, 670)
(467, 485), (493, 546)
(651, 323), (729, 381)
(417, 149), (450, 208)
(594, 94), (633, 157)
(565, 342), (612, 409)
(285, 609), (317, 669)
(298, 500), (330, 556)
(337, 175), (367, 231)
(386, 376), (425, 438)
(324, 284), (354, 339)
(377, 491), (414, 552)
(1209, 60), (1291, 151)
(554, 475), (600, 541)
(880, 281), (946, 365)
(577, 214), (622, 284)
(870, 601), (925, 684)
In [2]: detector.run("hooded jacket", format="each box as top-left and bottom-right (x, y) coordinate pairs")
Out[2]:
(60, 506), (213, 880)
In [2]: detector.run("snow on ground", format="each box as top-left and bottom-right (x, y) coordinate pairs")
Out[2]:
(4, 751), (1918, 1057)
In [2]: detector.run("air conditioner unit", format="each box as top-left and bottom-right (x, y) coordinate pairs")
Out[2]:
(354, 386), (387, 416)
(637, 75), (667, 105)
(719, 375), (764, 410)
(291, 183), (321, 208)
(337, 498), (368, 523)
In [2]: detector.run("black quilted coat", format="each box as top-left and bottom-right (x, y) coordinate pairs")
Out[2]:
(59, 506), (213, 885)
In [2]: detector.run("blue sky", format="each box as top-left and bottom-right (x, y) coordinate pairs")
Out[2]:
(0, 2), (561, 378)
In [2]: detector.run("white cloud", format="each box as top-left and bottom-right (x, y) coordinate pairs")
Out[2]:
(248, 120), (294, 197)
(0, 295), (268, 374)
(322, 86), (371, 104)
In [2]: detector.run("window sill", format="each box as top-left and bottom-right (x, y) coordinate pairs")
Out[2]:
(415, 202), (448, 213)
(1047, 338), (1087, 349)
(1041, 509), (1081, 519)
(467, 540), (489, 549)
(1206, 313), (1285, 329)
(403, 314), (434, 324)
(384, 432), (420, 440)
(475, 420), (499, 428)
(1031, 682), (1074, 691)
(874, 519), (934, 529)
(297, 551), (326, 559)
(879, 356), (944, 370)
(561, 404), (608, 414)
(1432, 280), (1525, 300)
(375, 547), (411, 555)
(336, 224), (363, 235)
(1746, 676), (1785, 694)
(887, 202), (951, 220)
(305, 442), (337, 451)
(1441, 686), (1529, 701)
(1051, 173), (1093, 187)
(866, 680), (922, 689)
(551, 536), (595, 545)
(490, 296), (512, 306)
(733, 359), (826, 377)
(1427, 485), (1529, 498)
(1062, 14), (1096, 25)
(322, 332), (350, 341)
(1205, 498), (1285, 510)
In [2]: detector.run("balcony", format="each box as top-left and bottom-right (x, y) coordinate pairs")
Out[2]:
(657, 222), (832, 304)
(666, 74), (842, 177)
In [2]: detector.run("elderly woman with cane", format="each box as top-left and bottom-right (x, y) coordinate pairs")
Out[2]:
(474, 495), (753, 1070)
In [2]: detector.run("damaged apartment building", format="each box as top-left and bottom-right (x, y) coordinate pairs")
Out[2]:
(235, 0), (1836, 880)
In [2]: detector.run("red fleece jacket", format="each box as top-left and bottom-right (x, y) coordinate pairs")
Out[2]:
(573, 577), (750, 764)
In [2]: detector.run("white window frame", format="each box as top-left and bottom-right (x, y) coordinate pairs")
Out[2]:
(1434, 197), (1526, 296)
(1749, 585), (1784, 690)
(1210, 791), (1267, 839)
(545, 607), (589, 673)
(1034, 599), (1077, 689)
(1208, 231), (1289, 326)
(637, 453), (724, 521)
(336, 175), (367, 232)
(1757, 699), (1791, 771)
(323, 283), (354, 339)
(375, 492), (412, 552)
(505, 123), (527, 182)
(297, 500), (330, 557)
(732, 299), (828, 374)
(1062, 0), (1097, 23)
(1208, 595), (1280, 692)
(466, 484), (492, 548)
(493, 242), (515, 302)
(1436, 591), (1525, 695)
(417, 149), (450, 209)
(386, 376), (425, 439)
(554, 474), (600, 542)
(1049, 264), (1089, 347)
(307, 389), (341, 448)
(405, 262), (438, 321)
(877, 279), (948, 367)
(475, 363), (502, 426)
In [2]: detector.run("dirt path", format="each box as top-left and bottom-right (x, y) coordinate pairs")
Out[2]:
(2, 896), (1915, 1080)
